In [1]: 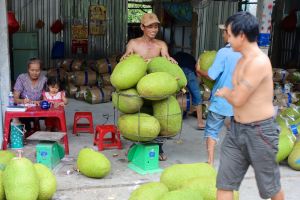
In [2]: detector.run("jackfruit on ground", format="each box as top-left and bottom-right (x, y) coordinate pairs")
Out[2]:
(288, 140), (300, 170)
(118, 113), (160, 142)
(160, 162), (217, 191)
(3, 157), (39, 200)
(137, 72), (178, 100)
(197, 51), (217, 89)
(147, 57), (187, 90)
(153, 96), (182, 136)
(0, 171), (4, 200)
(129, 182), (168, 200)
(276, 130), (295, 163)
(110, 54), (147, 90)
(112, 89), (143, 113)
(34, 163), (57, 200)
(0, 150), (15, 170)
(181, 177), (239, 200)
(77, 148), (111, 178)
(160, 188), (202, 200)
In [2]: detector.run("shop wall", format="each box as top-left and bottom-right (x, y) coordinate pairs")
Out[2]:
(8, 0), (127, 68)
(61, 0), (127, 60)
(9, 0), (61, 68)
(270, 0), (300, 68)
(193, 1), (238, 57)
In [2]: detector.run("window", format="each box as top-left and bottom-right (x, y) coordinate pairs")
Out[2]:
(128, 1), (153, 23)
(239, 0), (258, 16)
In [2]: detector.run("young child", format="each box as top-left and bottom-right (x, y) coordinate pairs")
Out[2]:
(43, 76), (68, 131)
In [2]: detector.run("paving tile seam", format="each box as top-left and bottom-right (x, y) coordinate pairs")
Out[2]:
(57, 182), (148, 192)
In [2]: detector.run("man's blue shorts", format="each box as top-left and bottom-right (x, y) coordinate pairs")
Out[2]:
(183, 69), (202, 106)
(204, 111), (226, 141)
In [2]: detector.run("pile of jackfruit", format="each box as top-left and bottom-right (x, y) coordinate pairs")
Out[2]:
(110, 54), (187, 141)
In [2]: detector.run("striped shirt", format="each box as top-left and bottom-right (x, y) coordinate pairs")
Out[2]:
(14, 73), (47, 101)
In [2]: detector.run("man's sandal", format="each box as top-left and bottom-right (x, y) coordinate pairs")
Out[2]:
(159, 153), (167, 161)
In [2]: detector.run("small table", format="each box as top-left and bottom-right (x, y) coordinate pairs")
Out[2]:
(3, 106), (69, 154)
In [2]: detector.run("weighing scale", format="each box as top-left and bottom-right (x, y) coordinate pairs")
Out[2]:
(127, 143), (162, 175)
(27, 131), (65, 169)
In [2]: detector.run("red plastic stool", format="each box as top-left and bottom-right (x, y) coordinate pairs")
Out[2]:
(94, 124), (122, 151)
(73, 112), (94, 135)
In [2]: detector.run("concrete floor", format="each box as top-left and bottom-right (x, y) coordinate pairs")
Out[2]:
(21, 99), (300, 200)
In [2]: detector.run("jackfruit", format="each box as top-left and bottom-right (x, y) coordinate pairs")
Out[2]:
(3, 157), (39, 200)
(0, 171), (4, 200)
(153, 96), (182, 136)
(118, 113), (160, 142)
(0, 150), (15, 170)
(276, 129), (295, 163)
(137, 72), (178, 100)
(160, 162), (217, 191)
(197, 51), (217, 89)
(112, 89), (143, 113)
(77, 148), (111, 178)
(182, 177), (239, 200)
(111, 54), (147, 90)
(129, 182), (168, 200)
(160, 188), (202, 200)
(34, 163), (57, 200)
(147, 57), (187, 90)
(288, 140), (300, 170)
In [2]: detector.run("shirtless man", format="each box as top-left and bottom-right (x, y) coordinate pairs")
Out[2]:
(121, 13), (176, 63)
(215, 12), (284, 200)
(122, 13), (176, 161)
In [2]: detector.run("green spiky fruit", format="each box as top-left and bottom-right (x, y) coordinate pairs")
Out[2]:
(160, 188), (202, 200)
(111, 54), (147, 90)
(3, 157), (39, 200)
(197, 51), (217, 89)
(77, 148), (111, 178)
(137, 72), (178, 100)
(118, 113), (160, 142)
(147, 57), (187, 90)
(160, 162), (217, 191)
(0, 150), (15, 170)
(153, 96), (182, 137)
(129, 182), (168, 200)
(34, 163), (57, 200)
(112, 88), (143, 113)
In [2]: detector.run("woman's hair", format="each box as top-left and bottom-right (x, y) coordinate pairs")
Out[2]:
(27, 57), (42, 69)
(46, 76), (61, 91)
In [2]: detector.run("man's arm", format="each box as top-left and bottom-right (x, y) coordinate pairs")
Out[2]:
(195, 62), (211, 79)
(120, 40), (135, 61)
(216, 58), (268, 107)
(160, 41), (177, 64)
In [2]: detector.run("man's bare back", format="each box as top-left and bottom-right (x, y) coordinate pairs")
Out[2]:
(232, 50), (274, 123)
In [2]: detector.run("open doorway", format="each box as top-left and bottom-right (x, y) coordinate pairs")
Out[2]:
(128, 0), (153, 41)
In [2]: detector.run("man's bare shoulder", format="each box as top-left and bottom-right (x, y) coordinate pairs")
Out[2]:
(154, 39), (167, 46)
(248, 53), (271, 72)
(128, 37), (143, 45)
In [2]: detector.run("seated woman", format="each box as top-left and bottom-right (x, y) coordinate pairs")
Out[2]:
(13, 58), (47, 132)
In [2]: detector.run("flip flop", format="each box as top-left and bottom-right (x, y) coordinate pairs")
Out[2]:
(196, 127), (205, 130)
